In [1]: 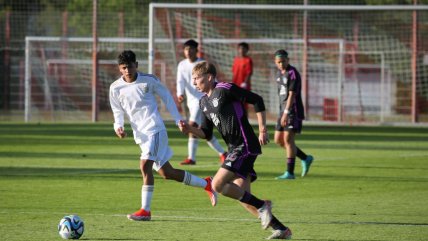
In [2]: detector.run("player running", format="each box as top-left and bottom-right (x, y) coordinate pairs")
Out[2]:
(179, 61), (292, 239)
(109, 50), (217, 221)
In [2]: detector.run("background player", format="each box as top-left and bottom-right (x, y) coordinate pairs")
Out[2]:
(109, 50), (217, 221)
(232, 42), (253, 91)
(232, 42), (253, 113)
(179, 61), (292, 239)
(273, 49), (314, 180)
(176, 39), (227, 165)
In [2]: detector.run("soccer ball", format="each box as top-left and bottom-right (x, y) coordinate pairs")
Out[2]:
(58, 215), (84, 239)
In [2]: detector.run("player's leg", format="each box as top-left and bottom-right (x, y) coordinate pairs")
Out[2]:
(127, 138), (156, 221)
(284, 130), (297, 177)
(274, 130), (293, 180)
(180, 120), (198, 165)
(181, 103), (200, 165)
(212, 154), (272, 229)
(234, 174), (292, 238)
(157, 162), (217, 206)
(128, 159), (154, 220)
(206, 136), (228, 163)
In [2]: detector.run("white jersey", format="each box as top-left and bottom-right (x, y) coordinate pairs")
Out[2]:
(176, 58), (204, 108)
(109, 72), (182, 144)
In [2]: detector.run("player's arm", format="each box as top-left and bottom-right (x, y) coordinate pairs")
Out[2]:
(229, 84), (265, 112)
(256, 110), (269, 145)
(179, 110), (213, 140)
(176, 65), (185, 103)
(109, 86), (126, 139)
(243, 58), (253, 88)
(280, 70), (298, 127)
(154, 78), (184, 125)
(228, 85), (268, 144)
(280, 91), (295, 127)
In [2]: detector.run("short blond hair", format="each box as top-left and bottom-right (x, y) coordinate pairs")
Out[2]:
(192, 61), (217, 78)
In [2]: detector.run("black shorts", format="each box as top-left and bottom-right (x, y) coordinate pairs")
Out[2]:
(221, 145), (258, 182)
(275, 112), (303, 133)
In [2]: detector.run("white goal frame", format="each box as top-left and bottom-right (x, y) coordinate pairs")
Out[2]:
(24, 36), (167, 122)
(148, 3), (426, 123)
(148, 3), (428, 74)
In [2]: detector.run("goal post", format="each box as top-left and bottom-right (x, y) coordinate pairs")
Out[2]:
(148, 3), (428, 123)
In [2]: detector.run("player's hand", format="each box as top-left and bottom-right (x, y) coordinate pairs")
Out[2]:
(240, 82), (247, 89)
(280, 112), (288, 127)
(259, 131), (269, 145)
(115, 127), (127, 139)
(177, 95), (185, 103)
(178, 120), (189, 134)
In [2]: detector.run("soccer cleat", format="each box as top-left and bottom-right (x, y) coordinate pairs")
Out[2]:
(219, 152), (228, 164)
(301, 155), (314, 177)
(266, 228), (292, 240)
(204, 177), (217, 207)
(258, 200), (273, 230)
(127, 209), (151, 221)
(275, 172), (295, 180)
(180, 158), (196, 165)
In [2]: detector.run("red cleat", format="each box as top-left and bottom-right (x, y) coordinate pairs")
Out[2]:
(180, 158), (196, 165)
(204, 177), (217, 207)
(127, 209), (151, 221)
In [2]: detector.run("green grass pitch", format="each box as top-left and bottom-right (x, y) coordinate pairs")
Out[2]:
(0, 123), (427, 240)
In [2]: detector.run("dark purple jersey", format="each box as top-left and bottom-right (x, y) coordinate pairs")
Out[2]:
(199, 82), (265, 155)
(276, 65), (305, 120)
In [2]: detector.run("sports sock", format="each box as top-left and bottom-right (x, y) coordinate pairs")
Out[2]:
(239, 191), (265, 209)
(182, 171), (206, 188)
(270, 215), (288, 230)
(141, 185), (154, 211)
(206, 136), (225, 155)
(296, 146), (307, 160)
(188, 137), (199, 161)
(287, 158), (295, 175)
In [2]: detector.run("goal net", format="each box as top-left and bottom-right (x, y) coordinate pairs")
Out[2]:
(149, 4), (428, 123)
(24, 37), (168, 122)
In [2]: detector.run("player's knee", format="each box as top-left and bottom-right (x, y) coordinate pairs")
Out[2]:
(211, 178), (224, 193)
(157, 167), (175, 180)
(274, 137), (284, 146)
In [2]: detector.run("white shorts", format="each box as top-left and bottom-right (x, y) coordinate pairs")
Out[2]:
(187, 100), (202, 124)
(138, 130), (173, 171)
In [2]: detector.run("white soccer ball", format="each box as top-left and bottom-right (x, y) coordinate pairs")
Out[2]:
(58, 215), (84, 239)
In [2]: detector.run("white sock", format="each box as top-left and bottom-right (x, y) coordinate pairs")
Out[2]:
(141, 185), (154, 211)
(188, 137), (199, 161)
(207, 136), (225, 155)
(183, 171), (207, 188)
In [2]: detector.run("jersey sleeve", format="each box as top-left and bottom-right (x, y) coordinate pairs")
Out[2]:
(154, 77), (183, 125)
(288, 69), (299, 92)
(227, 84), (266, 113)
(109, 84), (125, 130)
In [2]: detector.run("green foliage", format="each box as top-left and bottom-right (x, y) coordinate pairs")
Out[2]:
(1, 123), (428, 240)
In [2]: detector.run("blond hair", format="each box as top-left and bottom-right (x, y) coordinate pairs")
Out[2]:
(192, 61), (217, 78)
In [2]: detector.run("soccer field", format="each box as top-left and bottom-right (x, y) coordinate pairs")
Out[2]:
(0, 123), (427, 240)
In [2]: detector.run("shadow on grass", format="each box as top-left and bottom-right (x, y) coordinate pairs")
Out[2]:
(0, 166), (218, 180)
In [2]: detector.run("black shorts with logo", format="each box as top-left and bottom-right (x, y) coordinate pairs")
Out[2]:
(221, 144), (258, 182)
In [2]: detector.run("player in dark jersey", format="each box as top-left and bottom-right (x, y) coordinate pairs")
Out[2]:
(178, 61), (292, 240)
(274, 49), (314, 180)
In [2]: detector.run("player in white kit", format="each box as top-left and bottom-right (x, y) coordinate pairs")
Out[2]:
(176, 40), (227, 165)
(109, 50), (217, 221)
